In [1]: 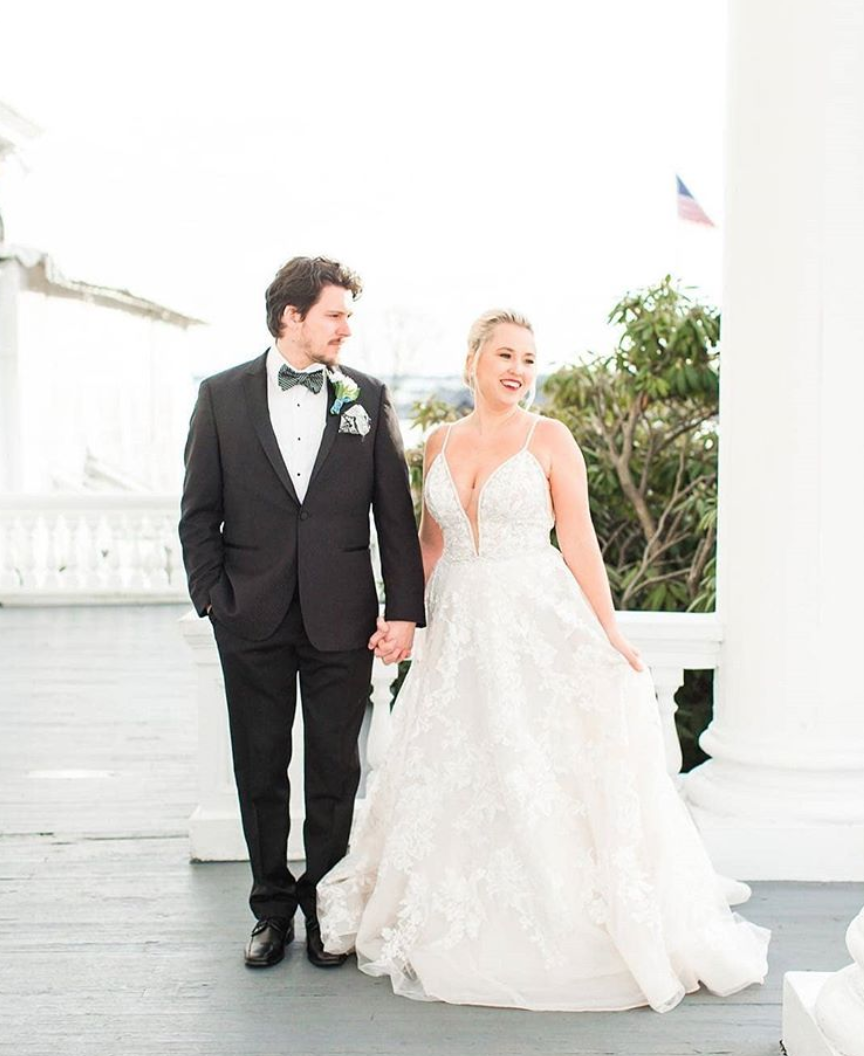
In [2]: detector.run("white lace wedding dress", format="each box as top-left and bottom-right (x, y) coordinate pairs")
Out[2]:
(318, 418), (769, 1012)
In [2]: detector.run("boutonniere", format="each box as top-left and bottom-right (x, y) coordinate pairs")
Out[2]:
(327, 368), (361, 415)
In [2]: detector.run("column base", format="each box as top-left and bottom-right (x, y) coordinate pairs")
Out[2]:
(783, 973), (839, 1056)
(684, 754), (864, 879)
(686, 803), (864, 880)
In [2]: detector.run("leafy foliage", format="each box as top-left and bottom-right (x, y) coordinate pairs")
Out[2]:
(542, 276), (719, 612)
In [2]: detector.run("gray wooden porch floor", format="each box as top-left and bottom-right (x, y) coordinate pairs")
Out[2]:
(0, 605), (858, 1056)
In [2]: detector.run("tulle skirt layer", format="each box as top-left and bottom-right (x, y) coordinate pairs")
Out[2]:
(318, 548), (769, 1012)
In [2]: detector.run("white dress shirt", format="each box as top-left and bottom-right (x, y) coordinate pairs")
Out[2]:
(266, 346), (328, 503)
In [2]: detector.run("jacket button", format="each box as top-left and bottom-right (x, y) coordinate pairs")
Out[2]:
(300, 511), (309, 521)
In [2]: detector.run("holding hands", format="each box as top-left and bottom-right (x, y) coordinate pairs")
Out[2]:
(368, 617), (415, 665)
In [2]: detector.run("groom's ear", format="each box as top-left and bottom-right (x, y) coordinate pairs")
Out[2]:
(281, 304), (302, 332)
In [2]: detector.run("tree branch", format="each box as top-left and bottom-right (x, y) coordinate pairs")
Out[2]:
(610, 396), (657, 543)
(653, 408), (716, 458)
(687, 522), (716, 596)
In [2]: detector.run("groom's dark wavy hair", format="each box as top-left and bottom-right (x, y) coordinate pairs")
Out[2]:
(266, 256), (363, 337)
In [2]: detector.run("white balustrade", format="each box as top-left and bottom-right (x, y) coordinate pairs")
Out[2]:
(181, 608), (723, 863)
(615, 610), (721, 780)
(0, 494), (187, 603)
(1, 495), (731, 878)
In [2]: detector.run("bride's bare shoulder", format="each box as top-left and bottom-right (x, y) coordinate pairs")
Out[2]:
(424, 423), (450, 463)
(532, 415), (578, 450)
(531, 416), (583, 476)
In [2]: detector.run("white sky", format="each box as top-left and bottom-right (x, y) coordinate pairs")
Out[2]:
(1, 0), (726, 378)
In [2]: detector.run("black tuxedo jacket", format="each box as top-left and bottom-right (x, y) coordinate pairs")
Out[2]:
(179, 352), (426, 649)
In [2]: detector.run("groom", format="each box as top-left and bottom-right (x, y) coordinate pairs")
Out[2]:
(179, 256), (425, 969)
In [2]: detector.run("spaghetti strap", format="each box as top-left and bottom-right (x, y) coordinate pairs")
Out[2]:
(440, 423), (454, 453)
(522, 415), (540, 451)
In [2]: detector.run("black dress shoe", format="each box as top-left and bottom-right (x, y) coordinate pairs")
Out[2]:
(305, 918), (348, 968)
(244, 917), (294, 968)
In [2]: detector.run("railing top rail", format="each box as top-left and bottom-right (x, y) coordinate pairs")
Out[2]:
(618, 610), (722, 636)
(0, 494), (181, 513)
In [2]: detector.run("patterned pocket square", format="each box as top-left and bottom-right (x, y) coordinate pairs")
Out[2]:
(339, 405), (371, 436)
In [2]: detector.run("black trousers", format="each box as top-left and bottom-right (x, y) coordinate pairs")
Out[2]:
(210, 597), (373, 921)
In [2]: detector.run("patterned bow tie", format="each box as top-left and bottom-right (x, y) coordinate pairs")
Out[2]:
(278, 364), (325, 394)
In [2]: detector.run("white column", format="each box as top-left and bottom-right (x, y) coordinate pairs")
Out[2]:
(685, 0), (864, 879)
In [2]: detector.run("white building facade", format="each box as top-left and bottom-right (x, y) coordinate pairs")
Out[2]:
(0, 99), (203, 496)
(0, 100), (202, 600)
(0, 245), (201, 494)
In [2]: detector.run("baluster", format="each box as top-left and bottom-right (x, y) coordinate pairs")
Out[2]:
(161, 513), (181, 589)
(136, 513), (153, 589)
(0, 517), (21, 591)
(366, 656), (395, 777)
(62, 513), (82, 591)
(661, 662), (752, 907)
(125, 511), (148, 591)
(102, 511), (124, 593)
(650, 664), (685, 781)
(16, 513), (41, 592)
(76, 513), (100, 592)
(143, 514), (170, 590)
(7, 516), (26, 591)
(90, 512), (109, 592)
(49, 513), (70, 592)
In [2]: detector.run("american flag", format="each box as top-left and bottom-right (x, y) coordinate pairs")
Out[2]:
(676, 176), (715, 226)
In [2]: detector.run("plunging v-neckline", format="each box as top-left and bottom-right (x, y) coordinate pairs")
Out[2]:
(440, 448), (528, 557)
(429, 416), (543, 557)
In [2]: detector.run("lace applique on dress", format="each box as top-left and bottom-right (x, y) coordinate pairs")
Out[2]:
(318, 415), (769, 1012)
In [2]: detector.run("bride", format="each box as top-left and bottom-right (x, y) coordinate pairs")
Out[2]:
(317, 309), (769, 1012)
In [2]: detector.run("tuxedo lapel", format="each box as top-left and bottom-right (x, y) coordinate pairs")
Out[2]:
(307, 376), (340, 491)
(242, 354), (301, 506)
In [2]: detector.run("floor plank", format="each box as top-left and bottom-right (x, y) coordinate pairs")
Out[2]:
(1, 606), (859, 1055)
